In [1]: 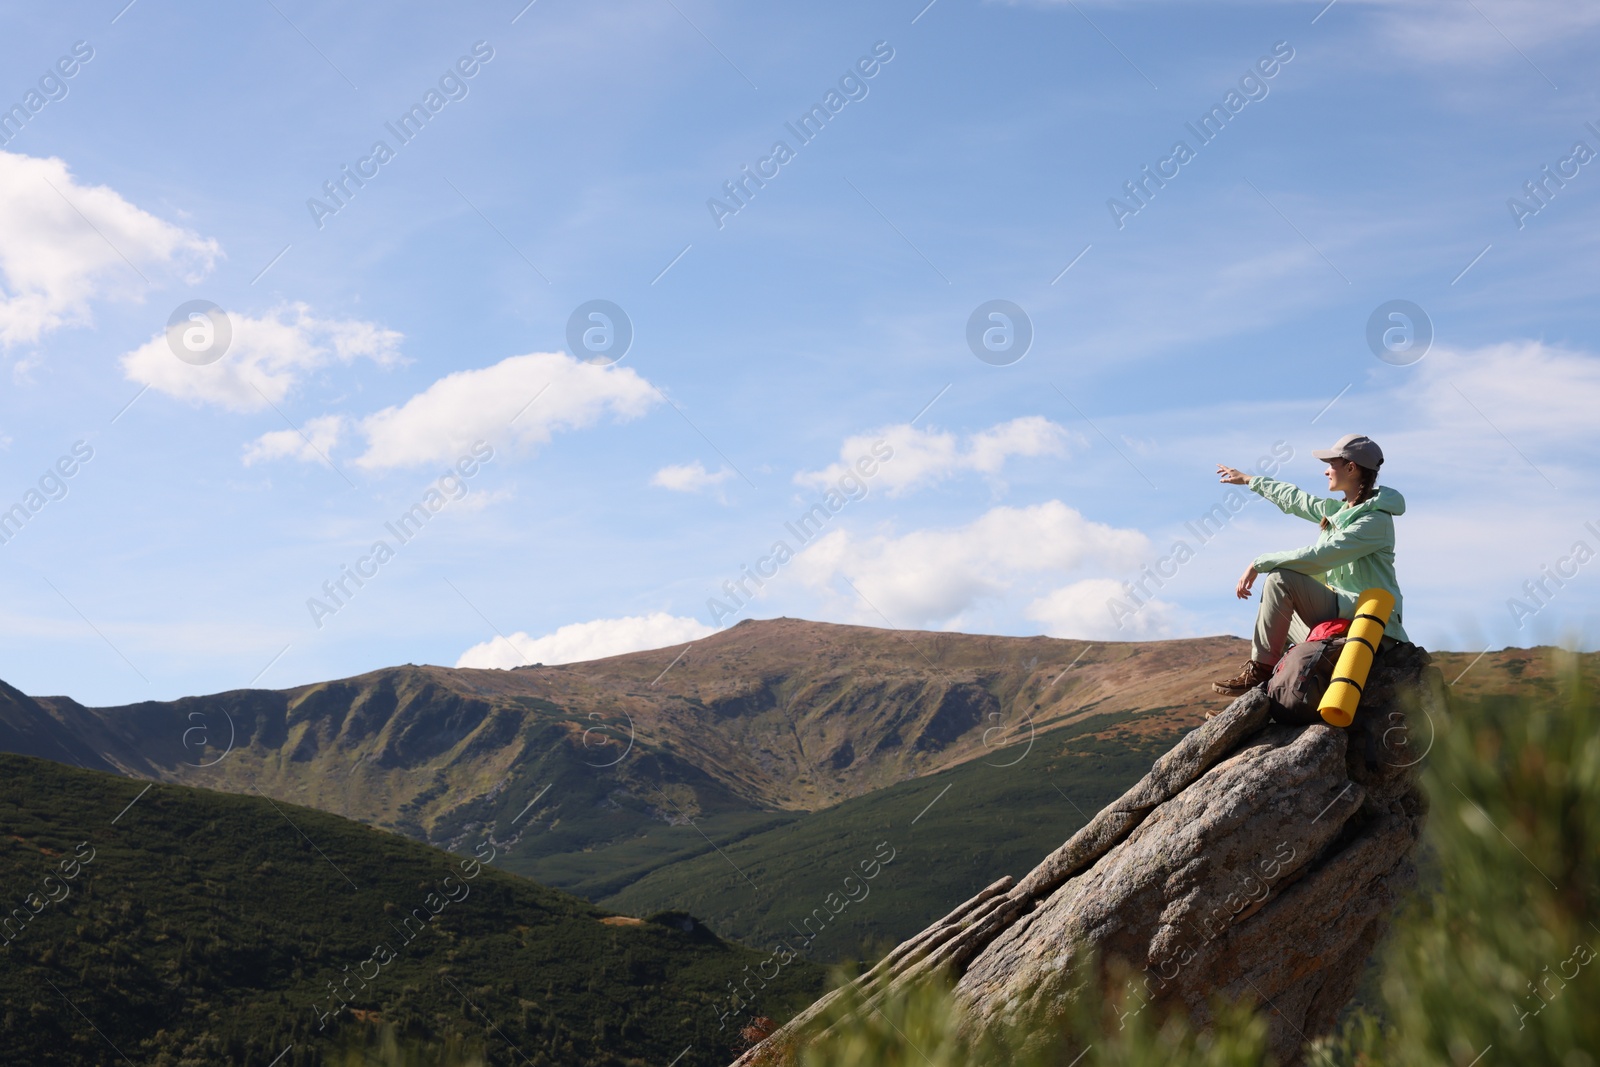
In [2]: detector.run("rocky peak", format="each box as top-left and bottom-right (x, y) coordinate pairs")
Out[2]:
(733, 643), (1444, 1066)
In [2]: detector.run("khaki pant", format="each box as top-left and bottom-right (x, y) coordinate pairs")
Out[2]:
(1252, 570), (1343, 666)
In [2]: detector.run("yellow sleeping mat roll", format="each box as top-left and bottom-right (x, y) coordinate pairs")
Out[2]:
(1319, 587), (1395, 728)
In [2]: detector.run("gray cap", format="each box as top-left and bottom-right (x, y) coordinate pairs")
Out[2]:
(1313, 433), (1383, 469)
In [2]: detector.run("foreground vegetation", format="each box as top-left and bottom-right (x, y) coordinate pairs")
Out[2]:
(0, 755), (822, 1066)
(769, 653), (1599, 1066)
(1319, 655), (1598, 1065)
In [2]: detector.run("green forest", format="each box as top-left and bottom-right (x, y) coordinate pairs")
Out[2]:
(0, 756), (822, 1066)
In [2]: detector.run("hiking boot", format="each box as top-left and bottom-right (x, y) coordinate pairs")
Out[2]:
(1212, 659), (1273, 696)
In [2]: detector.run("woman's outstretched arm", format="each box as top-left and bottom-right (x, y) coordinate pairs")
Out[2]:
(1217, 465), (1336, 523)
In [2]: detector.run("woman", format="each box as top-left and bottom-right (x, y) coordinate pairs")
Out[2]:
(1211, 433), (1409, 696)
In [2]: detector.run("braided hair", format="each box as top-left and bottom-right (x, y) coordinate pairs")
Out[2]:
(1320, 462), (1380, 530)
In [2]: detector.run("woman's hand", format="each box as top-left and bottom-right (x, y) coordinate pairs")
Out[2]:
(1235, 564), (1259, 600)
(1217, 465), (1250, 485)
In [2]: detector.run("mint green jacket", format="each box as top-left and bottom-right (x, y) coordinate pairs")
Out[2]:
(1247, 476), (1409, 643)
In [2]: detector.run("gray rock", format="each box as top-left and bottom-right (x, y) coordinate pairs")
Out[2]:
(731, 644), (1444, 1066)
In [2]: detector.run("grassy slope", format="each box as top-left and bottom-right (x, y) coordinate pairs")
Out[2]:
(0, 754), (822, 1067)
(603, 709), (1181, 963)
(394, 713), (804, 900)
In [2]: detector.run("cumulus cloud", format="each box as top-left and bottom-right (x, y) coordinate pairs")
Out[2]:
(0, 151), (218, 345)
(788, 501), (1150, 629)
(1026, 578), (1184, 641)
(651, 460), (733, 493)
(455, 612), (714, 669)
(354, 352), (657, 471)
(120, 303), (403, 412)
(795, 416), (1075, 498)
(1398, 341), (1600, 476)
(242, 414), (345, 466)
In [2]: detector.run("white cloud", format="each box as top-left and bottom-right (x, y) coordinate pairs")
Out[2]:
(242, 414), (345, 466)
(1360, 0), (1600, 65)
(1017, 0), (1598, 64)
(455, 612), (715, 669)
(0, 151), (218, 345)
(11, 352), (40, 384)
(454, 487), (514, 513)
(788, 500), (1151, 629)
(1026, 578), (1184, 641)
(795, 416), (1075, 497)
(354, 351), (657, 471)
(1399, 341), (1600, 476)
(120, 303), (403, 412)
(651, 460), (732, 493)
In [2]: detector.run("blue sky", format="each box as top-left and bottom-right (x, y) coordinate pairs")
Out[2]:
(1, 0), (1597, 705)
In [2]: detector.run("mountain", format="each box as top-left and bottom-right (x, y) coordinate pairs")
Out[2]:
(0, 752), (822, 1066)
(5, 621), (1591, 911)
(0, 678), (117, 772)
(13, 621), (1252, 899)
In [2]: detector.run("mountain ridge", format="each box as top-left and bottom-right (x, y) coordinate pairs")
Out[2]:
(15, 620), (1247, 830)
(2, 620), (1586, 908)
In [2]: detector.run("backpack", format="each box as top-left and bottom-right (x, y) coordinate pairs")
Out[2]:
(1266, 618), (1351, 725)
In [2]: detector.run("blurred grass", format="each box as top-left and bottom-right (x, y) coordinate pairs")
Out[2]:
(1313, 649), (1599, 1066)
(331, 1025), (483, 1066)
(769, 961), (1273, 1067)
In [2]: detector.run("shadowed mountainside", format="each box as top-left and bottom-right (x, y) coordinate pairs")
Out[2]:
(0, 753), (822, 1067)
(601, 706), (1187, 963)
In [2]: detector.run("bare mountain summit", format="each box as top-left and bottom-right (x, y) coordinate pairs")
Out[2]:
(733, 642), (1444, 1066)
